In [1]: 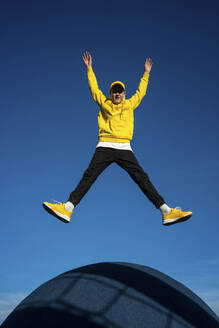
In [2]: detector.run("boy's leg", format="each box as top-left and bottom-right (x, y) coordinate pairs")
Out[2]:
(43, 147), (113, 222)
(115, 150), (192, 225)
(115, 150), (165, 209)
(68, 147), (113, 206)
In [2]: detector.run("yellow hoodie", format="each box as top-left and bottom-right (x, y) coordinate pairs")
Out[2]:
(87, 67), (150, 143)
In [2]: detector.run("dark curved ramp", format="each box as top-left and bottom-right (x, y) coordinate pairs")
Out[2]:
(1, 262), (218, 328)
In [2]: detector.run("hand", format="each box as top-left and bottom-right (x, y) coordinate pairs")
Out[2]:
(82, 51), (92, 68)
(144, 58), (152, 74)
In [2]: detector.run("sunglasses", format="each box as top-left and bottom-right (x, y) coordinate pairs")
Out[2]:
(111, 86), (125, 94)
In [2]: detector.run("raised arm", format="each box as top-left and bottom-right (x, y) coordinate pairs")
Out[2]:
(82, 52), (106, 106)
(129, 57), (152, 110)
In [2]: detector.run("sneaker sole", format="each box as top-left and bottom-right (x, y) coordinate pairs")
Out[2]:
(43, 203), (70, 223)
(163, 213), (192, 226)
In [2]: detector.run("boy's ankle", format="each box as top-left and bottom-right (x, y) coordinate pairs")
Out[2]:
(160, 203), (171, 215)
(65, 201), (74, 212)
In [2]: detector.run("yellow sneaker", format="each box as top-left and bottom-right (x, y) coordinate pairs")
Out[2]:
(43, 201), (73, 223)
(162, 207), (192, 226)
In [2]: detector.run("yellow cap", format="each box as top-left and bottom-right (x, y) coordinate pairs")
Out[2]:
(110, 81), (125, 91)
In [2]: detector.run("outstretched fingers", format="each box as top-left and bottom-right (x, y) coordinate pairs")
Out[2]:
(146, 57), (152, 66)
(145, 57), (152, 73)
(82, 51), (92, 68)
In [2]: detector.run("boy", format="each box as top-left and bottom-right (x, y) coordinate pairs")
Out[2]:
(43, 52), (192, 226)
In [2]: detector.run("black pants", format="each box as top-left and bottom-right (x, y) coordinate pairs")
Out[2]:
(68, 147), (165, 209)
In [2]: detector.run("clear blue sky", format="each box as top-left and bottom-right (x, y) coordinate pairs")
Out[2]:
(1, 0), (219, 322)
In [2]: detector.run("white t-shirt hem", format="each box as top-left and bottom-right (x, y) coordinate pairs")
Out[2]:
(96, 141), (132, 151)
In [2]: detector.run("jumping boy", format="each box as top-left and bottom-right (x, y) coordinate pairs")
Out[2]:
(43, 52), (192, 226)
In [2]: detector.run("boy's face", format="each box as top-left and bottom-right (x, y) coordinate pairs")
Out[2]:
(110, 84), (125, 105)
